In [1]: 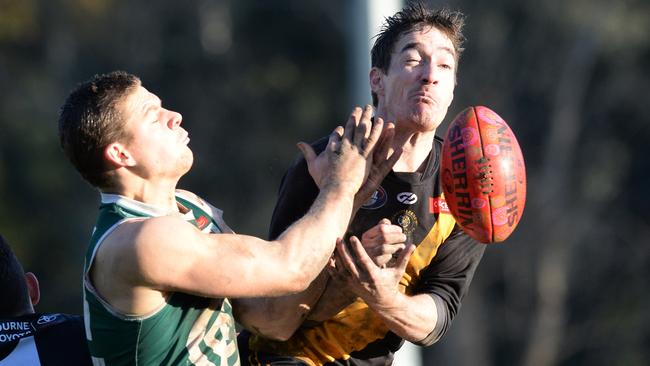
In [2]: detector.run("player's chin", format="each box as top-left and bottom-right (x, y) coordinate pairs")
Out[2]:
(409, 109), (443, 132)
(180, 151), (194, 173)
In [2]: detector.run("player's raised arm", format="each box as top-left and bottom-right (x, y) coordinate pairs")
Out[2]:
(115, 106), (391, 300)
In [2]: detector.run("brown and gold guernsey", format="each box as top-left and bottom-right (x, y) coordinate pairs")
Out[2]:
(243, 137), (485, 366)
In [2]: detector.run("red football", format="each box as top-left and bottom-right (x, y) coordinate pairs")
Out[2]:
(440, 106), (526, 243)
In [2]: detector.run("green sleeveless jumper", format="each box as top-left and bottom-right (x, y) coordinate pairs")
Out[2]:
(83, 192), (240, 366)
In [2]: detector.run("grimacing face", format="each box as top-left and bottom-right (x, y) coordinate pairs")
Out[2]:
(372, 26), (456, 133)
(119, 86), (193, 180)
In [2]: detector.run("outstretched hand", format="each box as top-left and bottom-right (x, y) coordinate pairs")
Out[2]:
(297, 105), (400, 196)
(353, 121), (402, 210)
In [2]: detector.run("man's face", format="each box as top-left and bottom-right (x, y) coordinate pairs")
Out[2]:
(372, 26), (457, 133)
(119, 85), (193, 179)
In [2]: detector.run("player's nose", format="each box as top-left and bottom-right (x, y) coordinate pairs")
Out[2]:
(166, 110), (182, 128)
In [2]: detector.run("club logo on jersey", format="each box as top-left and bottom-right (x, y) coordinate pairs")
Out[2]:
(186, 299), (238, 365)
(396, 192), (418, 205)
(392, 209), (418, 235)
(361, 186), (387, 210)
(429, 196), (451, 214)
(195, 215), (210, 229)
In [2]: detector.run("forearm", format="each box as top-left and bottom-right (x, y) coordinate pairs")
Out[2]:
(366, 292), (440, 344)
(301, 192), (372, 323)
(276, 184), (355, 286)
(305, 275), (357, 323)
(238, 167), (357, 337)
(233, 270), (330, 340)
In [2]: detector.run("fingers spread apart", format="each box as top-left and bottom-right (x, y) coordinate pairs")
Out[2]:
(339, 105), (387, 158)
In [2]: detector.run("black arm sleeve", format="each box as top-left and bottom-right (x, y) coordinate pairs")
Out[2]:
(268, 138), (328, 240)
(413, 227), (486, 346)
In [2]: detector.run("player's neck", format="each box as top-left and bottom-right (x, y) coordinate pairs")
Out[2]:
(391, 126), (435, 173)
(374, 105), (436, 173)
(107, 178), (180, 213)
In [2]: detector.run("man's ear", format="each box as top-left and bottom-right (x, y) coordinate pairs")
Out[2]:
(369, 67), (385, 98)
(24, 272), (40, 307)
(104, 142), (136, 167)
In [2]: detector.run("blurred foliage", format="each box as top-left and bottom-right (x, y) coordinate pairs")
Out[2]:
(0, 0), (648, 365)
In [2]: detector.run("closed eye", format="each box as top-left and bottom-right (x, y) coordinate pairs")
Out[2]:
(405, 58), (421, 66)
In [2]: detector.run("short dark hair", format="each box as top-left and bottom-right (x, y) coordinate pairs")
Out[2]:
(370, 3), (466, 106)
(0, 235), (31, 317)
(58, 71), (141, 189)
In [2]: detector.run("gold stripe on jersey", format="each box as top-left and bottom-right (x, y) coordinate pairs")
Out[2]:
(250, 208), (457, 365)
(402, 209), (457, 290)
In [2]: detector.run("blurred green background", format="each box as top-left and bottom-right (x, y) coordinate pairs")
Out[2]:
(0, 0), (648, 365)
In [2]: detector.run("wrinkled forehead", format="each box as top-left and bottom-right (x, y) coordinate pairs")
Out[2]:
(393, 25), (456, 58)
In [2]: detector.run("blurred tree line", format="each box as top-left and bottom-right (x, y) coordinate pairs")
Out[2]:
(0, 0), (647, 365)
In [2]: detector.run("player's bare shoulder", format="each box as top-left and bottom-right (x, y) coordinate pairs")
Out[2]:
(134, 215), (202, 248)
(99, 215), (197, 265)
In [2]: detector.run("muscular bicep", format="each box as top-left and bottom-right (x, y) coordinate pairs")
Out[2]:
(130, 216), (302, 299)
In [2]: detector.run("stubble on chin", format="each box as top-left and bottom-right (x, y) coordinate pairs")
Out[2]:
(179, 150), (194, 174)
(407, 108), (444, 132)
